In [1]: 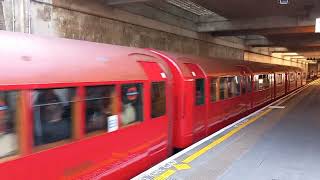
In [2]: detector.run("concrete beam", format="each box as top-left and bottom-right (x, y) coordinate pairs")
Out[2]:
(245, 37), (272, 46)
(210, 26), (316, 36)
(198, 15), (317, 33)
(146, 1), (199, 22)
(105, 0), (150, 6)
(116, 2), (198, 31)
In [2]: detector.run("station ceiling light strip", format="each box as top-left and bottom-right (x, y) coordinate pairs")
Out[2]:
(166, 0), (215, 16)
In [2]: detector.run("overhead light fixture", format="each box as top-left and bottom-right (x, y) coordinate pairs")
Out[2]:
(279, 0), (289, 5)
(316, 18), (320, 33)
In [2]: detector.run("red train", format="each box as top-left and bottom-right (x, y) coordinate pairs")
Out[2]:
(0, 31), (306, 179)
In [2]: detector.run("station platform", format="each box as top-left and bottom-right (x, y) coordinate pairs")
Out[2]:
(134, 79), (320, 180)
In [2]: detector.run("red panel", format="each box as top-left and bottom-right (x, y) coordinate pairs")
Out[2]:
(139, 61), (167, 81)
(184, 63), (205, 78)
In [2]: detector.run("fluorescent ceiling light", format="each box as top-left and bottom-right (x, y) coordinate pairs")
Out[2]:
(316, 18), (320, 33)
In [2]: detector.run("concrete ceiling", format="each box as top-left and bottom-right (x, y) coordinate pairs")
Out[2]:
(192, 0), (320, 59)
(192, 0), (320, 18)
(107, 0), (320, 60)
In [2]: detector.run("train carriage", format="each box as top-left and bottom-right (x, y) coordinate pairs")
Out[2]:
(0, 31), (173, 179)
(0, 31), (307, 179)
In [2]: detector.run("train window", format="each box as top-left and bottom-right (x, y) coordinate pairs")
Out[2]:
(255, 74), (270, 91)
(247, 76), (252, 93)
(241, 77), (246, 94)
(219, 77), (228, 100)
(195, 79), (205, 105)
(289, 73), (295, 81)
(210, 78), (218, 102)
(121, 83), (143, 126)
(276, 74), (283, 85)
(0, 91), (18, 158)
(297, 73), (301, 80)
(227, 77), (241, 97)
(85, 85), (117, 133)
(269, 74), (274, 86)
(151, 82), (166, 118)
(33, 88), (75, 146)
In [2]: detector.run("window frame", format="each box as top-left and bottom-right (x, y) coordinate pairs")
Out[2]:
(151, 81), (166, 118)
(120, 82), (145, 127)
(31, 87), (77, 148)
(210, 77), (218, 103)
(0, 90), (20, 160)
(84, 84), (117, 135)
(195, 78), (205, 106)
(254, 74), (271, 92)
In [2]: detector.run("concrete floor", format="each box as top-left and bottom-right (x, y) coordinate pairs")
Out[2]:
(168, 81), (320, 180)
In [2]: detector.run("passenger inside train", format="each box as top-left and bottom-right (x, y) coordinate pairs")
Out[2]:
(33, 89), (74, 146)
(0, 91), (18, 158)
(121, 83), (143, 125)
(85, 85), (116, 133)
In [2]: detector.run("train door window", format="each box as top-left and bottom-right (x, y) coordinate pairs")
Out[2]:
(290, 73), (295, 82)
(234, 76), (241, 97)
(33, 88), (75, 146)
(276, 74), (283, 85)
(227, 77), (240, 97)
(297, 73), (301, 80)
(219, 77), (228, 100)
(121, 83), (143, 126)
(195, 79), (205, 105)
(151, 82), (166, 118)
(85, 85), (117, 133)
(0, 91), (18, 158)
(269, 74), (274, 86)
(241, 76), (246, 94)
(253, 75), (259, 91)
(210, 78), (218, 102)
(247, 76), (252, 93)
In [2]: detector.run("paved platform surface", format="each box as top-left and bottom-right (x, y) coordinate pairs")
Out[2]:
(134, 79), (320, 180)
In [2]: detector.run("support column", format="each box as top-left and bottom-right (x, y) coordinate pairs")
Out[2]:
(2, 0), (30, 32)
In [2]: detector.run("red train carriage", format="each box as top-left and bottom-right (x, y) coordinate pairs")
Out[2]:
(0, 31), (306, 179)
(0, 31), (173, 179)
(148, 50), (306, 149)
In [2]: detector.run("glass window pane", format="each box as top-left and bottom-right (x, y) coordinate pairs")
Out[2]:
(33, 88), (75, 146)
(195, 79), (205, 105)
(210, 78), (217, 102)
(121, 83), (143, 126)
(277, 74), (283, 85)
(85, 85), (117, 133)
(234, 76), (241, 97)
(151, 82), (166, 118)
(0, 91), (18, 158)
(241, 76), (246, 94)
(247, 76), (252, 93)
(219, 77), (228, 100)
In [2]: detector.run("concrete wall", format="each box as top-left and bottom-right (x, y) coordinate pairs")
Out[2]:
(0, 0), (244, 59)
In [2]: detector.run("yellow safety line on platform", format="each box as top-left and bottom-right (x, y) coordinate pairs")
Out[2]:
(182, 109), (272, 164)
(153, 109), (272, 180)
(154, 169), (176, 180)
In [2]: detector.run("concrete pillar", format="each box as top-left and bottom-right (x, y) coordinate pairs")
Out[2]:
(2, 0), (30, 33)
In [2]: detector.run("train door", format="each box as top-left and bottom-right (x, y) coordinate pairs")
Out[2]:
(138, 61), (171, 160)
(184, 63), (207, 142)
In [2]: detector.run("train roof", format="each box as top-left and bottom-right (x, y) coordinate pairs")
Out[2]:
(153, 50), (245, 77)
(152, 50), (302, 77)
(0, 31), (163, 86)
